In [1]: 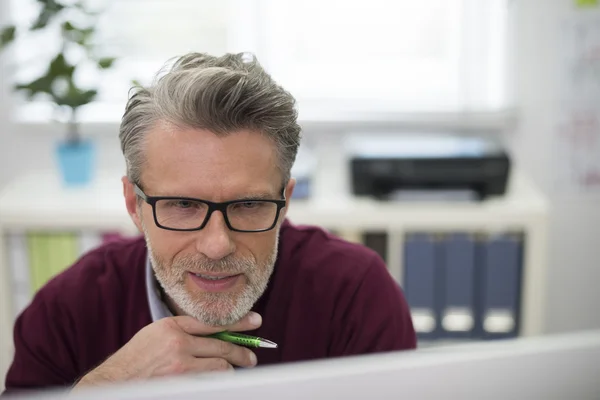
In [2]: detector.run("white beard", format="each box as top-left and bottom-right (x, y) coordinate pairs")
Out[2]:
(142, 221), (278, 326)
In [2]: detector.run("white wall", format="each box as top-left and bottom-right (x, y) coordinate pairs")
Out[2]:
(510, 0), (600, 333)
(0, 0), (14, 189)
(0, 126), (125, 187)
(0, 0), (598, 346)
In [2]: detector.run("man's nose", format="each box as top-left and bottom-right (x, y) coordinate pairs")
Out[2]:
(195, 210), (235, 260)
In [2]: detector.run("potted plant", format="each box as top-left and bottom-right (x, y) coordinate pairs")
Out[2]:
(0, 0), (118, 186)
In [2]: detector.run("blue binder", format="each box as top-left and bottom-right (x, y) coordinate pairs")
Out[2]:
(439, 233), (476, 339)
(403, 233), (440, 340)
(477, 232), (524, 339)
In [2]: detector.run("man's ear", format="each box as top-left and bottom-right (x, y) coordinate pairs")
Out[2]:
(122, 176), (143, 232)
(281, 178), (296, 219)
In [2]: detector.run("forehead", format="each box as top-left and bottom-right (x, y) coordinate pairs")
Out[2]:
(140, 123), (281, 200)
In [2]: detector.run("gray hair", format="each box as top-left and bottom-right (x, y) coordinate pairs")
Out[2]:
(119, 52), (301, 188)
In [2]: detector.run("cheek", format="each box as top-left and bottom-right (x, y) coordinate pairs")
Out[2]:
(143, 221), (188, 264)
(235, 231), (278, 264)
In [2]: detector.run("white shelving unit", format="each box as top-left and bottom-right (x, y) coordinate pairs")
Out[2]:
(0, 166), (549, 384)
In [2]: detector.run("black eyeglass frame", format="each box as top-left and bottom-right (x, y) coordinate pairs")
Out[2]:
(133, 183), (287, 233)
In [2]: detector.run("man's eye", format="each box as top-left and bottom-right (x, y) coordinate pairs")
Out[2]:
(231, 201), (262, 211)
(174, 201), (194, 209)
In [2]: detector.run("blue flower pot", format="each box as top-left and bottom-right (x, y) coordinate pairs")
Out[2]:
(56, 139), (96, 186)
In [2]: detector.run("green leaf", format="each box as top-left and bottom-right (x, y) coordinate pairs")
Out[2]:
(63, 24), (95, 46)
(61, 22), (77, 42)
(62, 22), (86, 45)
(49, 53), (76, 79)
(62, 21), (75, 31)
(0, 26), (16, 49)
(32, 0), (65, 30)
(53, 85), (97, 109)
(75, 27), (94, 46)
(98, 57), (115, 69)
(79, 89), (98, 105)
(15, 53), (78, 99)
(15, 75), (54, 99)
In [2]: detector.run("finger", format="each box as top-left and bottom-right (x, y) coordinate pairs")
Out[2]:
(172, 312), (262, 335)
(187, 337), (257, 368)
(221, 312), (263, 333)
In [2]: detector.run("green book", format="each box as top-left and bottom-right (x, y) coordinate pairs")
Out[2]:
(46, 233), (60, 279)
(26, 232), (45, 294)
(56, 232), (78, 276)
(47, 232), (78, 281)
(27, 232), (80, 293)
(38, 233), (52, 291)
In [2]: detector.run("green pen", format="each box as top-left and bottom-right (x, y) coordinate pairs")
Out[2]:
(208, 331), (278, 349)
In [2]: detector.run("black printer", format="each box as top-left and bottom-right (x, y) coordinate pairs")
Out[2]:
(349, 134), (510, 201)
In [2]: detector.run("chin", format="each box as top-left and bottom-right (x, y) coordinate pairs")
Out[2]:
(173, 283), (256, 327)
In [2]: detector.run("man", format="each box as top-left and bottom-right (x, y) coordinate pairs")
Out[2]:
(3, 52), (416, 395)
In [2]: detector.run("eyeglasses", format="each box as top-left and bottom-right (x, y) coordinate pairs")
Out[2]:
(134, 184), (287, 233)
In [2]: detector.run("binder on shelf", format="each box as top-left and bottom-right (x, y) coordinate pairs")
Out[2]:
(403, 232), (440, 339)
(54, 232), (78, 276)
(363, 232), (388, 264)
(477, 232), (524, 339)
(7, 232), (31, 317)
(439, 232), (476, 339)
(27, 232), (79, 294)
(27, 232), (45, 294)
(10, 230), (114, 318)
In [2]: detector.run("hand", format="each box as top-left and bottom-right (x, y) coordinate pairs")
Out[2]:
(73, 312), (262, 388)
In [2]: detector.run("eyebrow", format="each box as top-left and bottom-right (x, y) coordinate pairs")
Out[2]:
(232, 192), (281, 201)
(142, 187), (281, 201)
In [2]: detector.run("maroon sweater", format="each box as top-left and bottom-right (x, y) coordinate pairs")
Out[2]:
(3, 220), (416, 395)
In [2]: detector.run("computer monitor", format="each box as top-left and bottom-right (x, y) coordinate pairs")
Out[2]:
(21, 329), (600, 400)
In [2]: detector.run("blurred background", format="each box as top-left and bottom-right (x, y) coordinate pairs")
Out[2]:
(0, 0), (599, 389)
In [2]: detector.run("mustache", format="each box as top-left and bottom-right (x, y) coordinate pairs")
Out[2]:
(174, 254), (256, 274)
